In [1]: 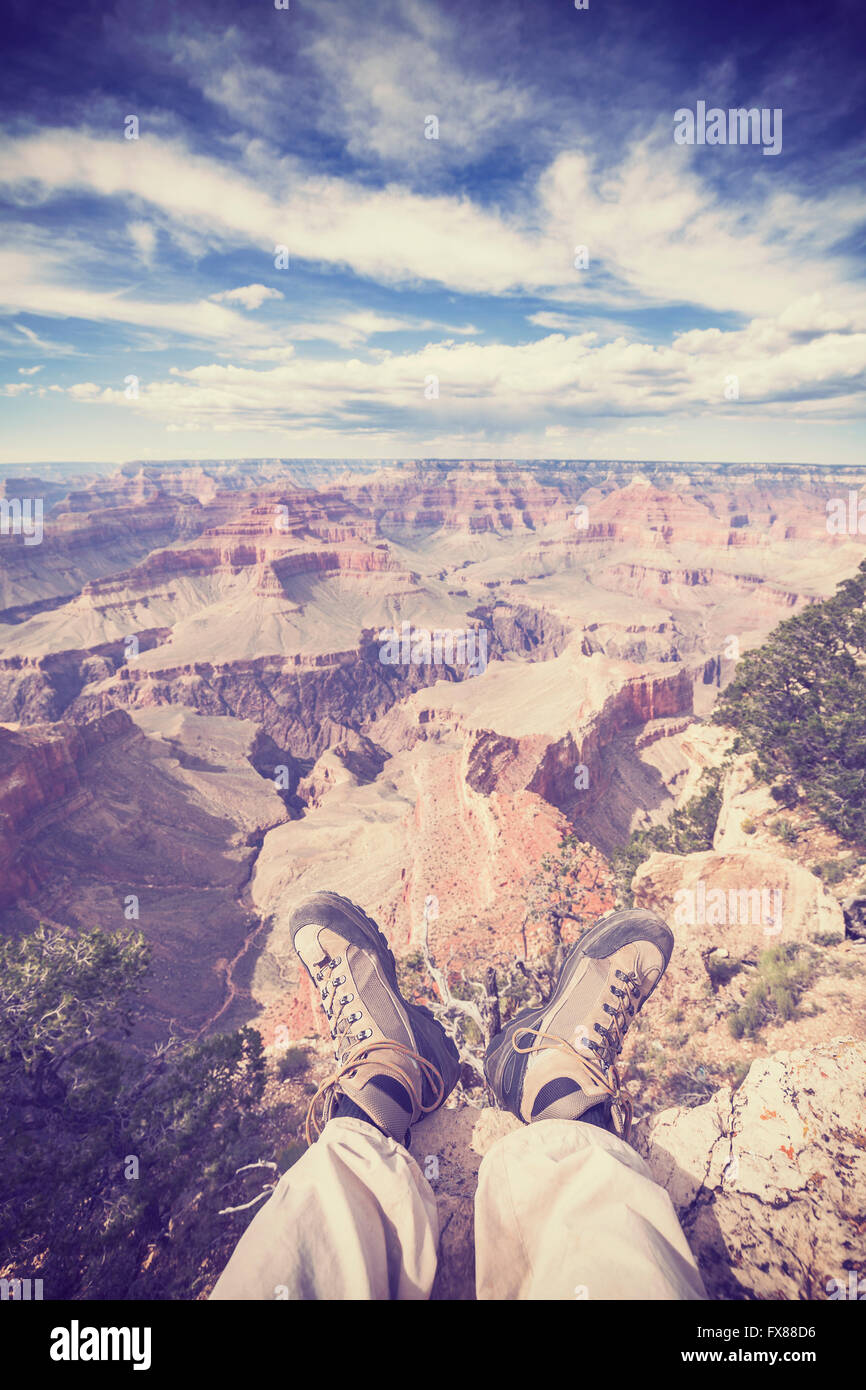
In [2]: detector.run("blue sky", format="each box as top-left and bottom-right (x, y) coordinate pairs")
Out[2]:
(0, 0), (864, 465)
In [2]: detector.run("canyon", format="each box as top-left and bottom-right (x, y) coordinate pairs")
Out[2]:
(3, 456), (866, 1298)
(2, 458), (865, 1045)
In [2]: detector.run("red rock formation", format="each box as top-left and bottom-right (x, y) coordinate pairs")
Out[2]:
(0, 711), (134, 905)
(3, 458), (865, 1046)
(602, 562), (807, 609)
(459, 668), (694, 811)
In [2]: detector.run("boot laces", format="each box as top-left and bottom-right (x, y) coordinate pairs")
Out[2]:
(510, 965), (642, 1142)
(315, 953), (371, 1058)
(305, 1039), (446, 1145)
(512, 1027), (633, 1141)
(593, 968), (642, 1065)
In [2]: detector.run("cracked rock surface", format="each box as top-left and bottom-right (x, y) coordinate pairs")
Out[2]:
(633, 1037), (866, 1299)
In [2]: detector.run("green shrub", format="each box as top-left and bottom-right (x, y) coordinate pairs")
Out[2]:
(729, 995), (764, 1039)
(770, 817), (798, 844)
(275, 1046), (308, 1080)
(727, 945), (814, 1039)
(396, 949), (428, 999)
(812, 859), (847, 885)
(0, 923), (268, 1300)
(714, 560), (866, 843)
(769, 779), (799, 808)
(611, 766), (725, 905)
(624, 1035), (750, 1113)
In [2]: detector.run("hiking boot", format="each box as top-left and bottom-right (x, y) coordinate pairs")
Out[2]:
(290, 891), (460, 1145)
(484, 908), (674, 1140)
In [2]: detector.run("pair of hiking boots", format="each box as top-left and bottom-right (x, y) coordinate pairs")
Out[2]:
(292, 892), (674, 1146)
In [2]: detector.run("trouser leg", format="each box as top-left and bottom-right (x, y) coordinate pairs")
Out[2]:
(475, 1118), (707, 1300)
(211, 1117), (439, 1300)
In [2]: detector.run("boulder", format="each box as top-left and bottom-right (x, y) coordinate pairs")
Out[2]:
(633, 848), (845, 950)
(713, 754), (783, 853)
(412, 1104), (521, 1301)
(633, 1038), (866, 1299)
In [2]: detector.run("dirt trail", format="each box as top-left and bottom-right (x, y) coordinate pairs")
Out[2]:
(197, 835), (272, 1037)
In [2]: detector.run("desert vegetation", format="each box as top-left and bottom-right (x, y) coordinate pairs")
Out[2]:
(610, 766), (726, 906)
(714, 559), (866, 843)
(0, 924), (278, 1300)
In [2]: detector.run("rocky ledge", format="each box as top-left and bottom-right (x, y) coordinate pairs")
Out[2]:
(407, 1038), (865, 1300)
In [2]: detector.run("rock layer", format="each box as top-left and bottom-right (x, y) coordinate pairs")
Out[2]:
(634, 1038), (866, 1300)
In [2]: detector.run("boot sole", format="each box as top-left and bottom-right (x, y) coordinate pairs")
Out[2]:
(290, 890), (461, 1110)
(483, 908), (674, 1119)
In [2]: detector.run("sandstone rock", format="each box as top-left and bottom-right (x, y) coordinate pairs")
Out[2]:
(0, 708), (288, 1039)
(633, 848), (845, 949)
(634, 1038), (866, 1299)
(412, 1104), (521, 1301)
(0, 710), (134, 904)
(666, 723), (732, 806)
(714, 753), (785, 853)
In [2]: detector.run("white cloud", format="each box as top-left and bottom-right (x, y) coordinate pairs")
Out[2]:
(177, 36), (288, 135)
(0, 249), (278, 348)
(0, 113), (863, 449)
(175, 5), (537, 174)
(5, 321), (71, 356)
(0, 129), (544, 296)
(204, 310), (478, 357)
(529, 312), (583, 331)
(278, 311), (480, 348)
(210, 284), (285, 310)
(303, 14), (535, 170)
(18, 365), (42, 375)
(537, 140), (866, 322)
(58, 312), (866, 439)
(1, 125), (863, 327)
(127, 220), (157, 266)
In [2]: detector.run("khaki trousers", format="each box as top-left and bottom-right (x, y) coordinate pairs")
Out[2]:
(211, 1116), (706, 1301)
